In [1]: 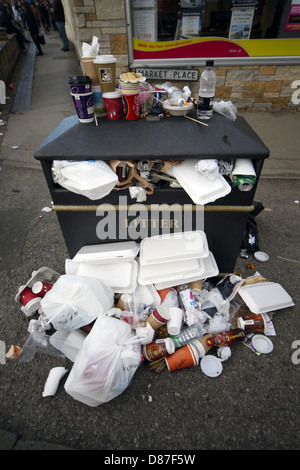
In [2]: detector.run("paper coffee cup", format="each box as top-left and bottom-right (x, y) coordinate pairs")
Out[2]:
(70, 91), (94, 123)
(81, 56), (99, 86)
(167, 307), (183, 335)
(93, 55), (117, 92)
(20, 287), (41, 315)
(190, 280), (203, 294)
(145, 305), (171, 330)
(193, 334), (214, 358)
(165, 343), (199, 371)
(102, 90), (122, 120)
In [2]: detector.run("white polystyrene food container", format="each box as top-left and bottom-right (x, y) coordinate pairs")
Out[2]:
(65, 260), (138, 293)
(167, 159), (231, 205)
(238, 281), (294, 314)
(72, 241), (139, 264)
(153, 251), (219, 290)
(134, 283), (161, 309)
(139, 231), (209, 265)
(138, 256), (205, 286)
(15, 266), (60, 304)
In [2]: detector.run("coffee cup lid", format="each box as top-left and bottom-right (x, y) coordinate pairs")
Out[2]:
(32, 281), (43, 294)
(200, 355), (223, 377)
(102, 90), (122, 98)
(25, 297), (41, 315)
(93, 55), (116, 64)
(68, 76), (91, 85)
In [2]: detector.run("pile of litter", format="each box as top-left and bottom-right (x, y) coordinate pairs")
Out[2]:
(8, 233), (294, 407)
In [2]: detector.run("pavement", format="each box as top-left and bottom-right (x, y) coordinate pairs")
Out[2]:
(0, 29), (299, 452)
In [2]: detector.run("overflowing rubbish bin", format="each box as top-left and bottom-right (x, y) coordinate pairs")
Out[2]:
(7, 71), (296, 409)
(34, 111), (269, 274)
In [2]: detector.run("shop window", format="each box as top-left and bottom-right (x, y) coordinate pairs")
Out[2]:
(129, 0), (300, 62)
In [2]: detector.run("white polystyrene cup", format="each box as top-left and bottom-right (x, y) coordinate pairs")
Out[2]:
(167, 307), (183, 335)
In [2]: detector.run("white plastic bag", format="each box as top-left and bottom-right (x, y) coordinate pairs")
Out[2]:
(213, 100), (237, 121)
(64, 316), (142, 406)
(40, 275), (114, 330)
(52, 160), (118, 200)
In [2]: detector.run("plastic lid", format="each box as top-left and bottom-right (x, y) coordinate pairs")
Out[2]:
(200, 355), (223, 377)
(25, 297), (41, 315)
(252, 334), (273, 354)
(102, 90), (122, 98)
(68, 76), (91, 85)
(93, 55), (116, 64)
(254, 251), (269, 262)
(32, 281), (43, 294)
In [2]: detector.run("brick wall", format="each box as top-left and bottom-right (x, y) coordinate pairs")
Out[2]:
(70, 0), (300, 112)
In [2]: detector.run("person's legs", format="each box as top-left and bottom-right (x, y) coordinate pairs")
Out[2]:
(32, 34), (43, 55)
(56, 21), (69, 50)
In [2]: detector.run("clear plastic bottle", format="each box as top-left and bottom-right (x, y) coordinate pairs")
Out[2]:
(170, 322), (205, 348)
(197, 60), (216, 120)
(161, 82), (185, 107)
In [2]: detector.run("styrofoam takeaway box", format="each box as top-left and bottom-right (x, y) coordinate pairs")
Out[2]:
(139, 230), (209, 265)
(168, 159), (231, 205)
(238, 281), (294, 314)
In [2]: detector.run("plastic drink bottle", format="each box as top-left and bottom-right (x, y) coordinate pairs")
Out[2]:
(197, 60), (216, 120)
(170, 322), (205, 348)
(161, 82), (185, 106)
(206, 329), (246, 347)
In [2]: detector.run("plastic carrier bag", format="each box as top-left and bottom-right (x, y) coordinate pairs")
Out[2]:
(40, 275), (114, 331)
(52, 160), (118, 200)
(64, 316), (142, 406)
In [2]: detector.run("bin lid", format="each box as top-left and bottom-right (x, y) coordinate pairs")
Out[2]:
(34, 113), (270, 161)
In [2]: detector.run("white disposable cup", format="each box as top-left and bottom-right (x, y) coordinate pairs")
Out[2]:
(167, 307), (183, 335)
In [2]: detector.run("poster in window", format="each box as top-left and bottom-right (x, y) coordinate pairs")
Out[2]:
(180, 9), (202, 38)
(229, 7), (255, 40)
(133, 9), (156, 41)
(285, 0), (300, 31)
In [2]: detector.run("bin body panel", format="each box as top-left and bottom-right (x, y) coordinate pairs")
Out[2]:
(56, 204), (250, 274)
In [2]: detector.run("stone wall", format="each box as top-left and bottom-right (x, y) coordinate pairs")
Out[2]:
(0, 35), (21, 83)
(72, 0), (129, 79)
(70, 0), (300, 112)
(213, 65), (300, 112)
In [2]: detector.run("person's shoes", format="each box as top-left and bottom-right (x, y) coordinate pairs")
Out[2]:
(37, 51), (43, 56)
(61, 47), (69, 51)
